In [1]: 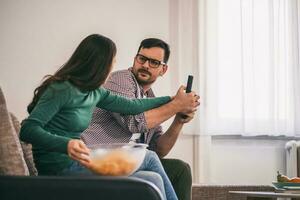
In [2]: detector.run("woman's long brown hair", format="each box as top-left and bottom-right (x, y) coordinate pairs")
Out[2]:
(27, 34), (116, 113)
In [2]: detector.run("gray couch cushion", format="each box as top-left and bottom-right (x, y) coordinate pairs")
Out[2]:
(10, 113), (38, 175)
(0, 87), (29, 175)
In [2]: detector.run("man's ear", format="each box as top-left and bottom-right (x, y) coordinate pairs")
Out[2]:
(160, 65), (168, 76)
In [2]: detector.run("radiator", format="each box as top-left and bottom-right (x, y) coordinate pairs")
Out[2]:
(285, 140), (300, 177)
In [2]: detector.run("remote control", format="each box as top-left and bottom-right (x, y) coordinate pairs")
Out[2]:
(182, 75), (193, 119)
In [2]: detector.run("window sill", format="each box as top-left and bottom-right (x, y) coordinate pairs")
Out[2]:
(212, 134), (300, 141)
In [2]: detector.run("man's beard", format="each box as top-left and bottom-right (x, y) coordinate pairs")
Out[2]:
(134, 69), (156, 86)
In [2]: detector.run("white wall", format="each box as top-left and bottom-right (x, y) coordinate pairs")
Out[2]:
(209, 138), (286, 185)
(0, 0), (170, 120)
(168, 135), (287, 185)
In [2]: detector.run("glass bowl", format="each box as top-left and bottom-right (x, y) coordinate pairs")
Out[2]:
(87, 143), (147, 176)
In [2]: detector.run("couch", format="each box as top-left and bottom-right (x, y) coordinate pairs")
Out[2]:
(0, 87), (163, 200)
(0, 86), (277, 200)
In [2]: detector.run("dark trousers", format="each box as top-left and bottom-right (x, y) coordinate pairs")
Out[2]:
(160, 159), (192, 200)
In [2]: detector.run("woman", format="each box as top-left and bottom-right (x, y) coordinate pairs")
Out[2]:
(20, 34), (195, 200)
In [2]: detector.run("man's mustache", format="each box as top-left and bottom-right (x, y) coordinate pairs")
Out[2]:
(137, 69), (152, 76)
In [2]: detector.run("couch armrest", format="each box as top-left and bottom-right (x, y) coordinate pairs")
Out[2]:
(0, 175), (163, 200)
(192, 184), (274, 200)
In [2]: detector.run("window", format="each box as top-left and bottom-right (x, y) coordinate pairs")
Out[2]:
(169, 0), (300, 136)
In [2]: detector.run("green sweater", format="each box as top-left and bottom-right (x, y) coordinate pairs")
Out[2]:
(20, 81), (170, 175)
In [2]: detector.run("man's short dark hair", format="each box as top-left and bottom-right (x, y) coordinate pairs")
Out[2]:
(137, 38), (170, 64)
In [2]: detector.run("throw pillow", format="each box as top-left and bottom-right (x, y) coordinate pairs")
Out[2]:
(10, 113), (38, 175)
(0, 87), (29, 175)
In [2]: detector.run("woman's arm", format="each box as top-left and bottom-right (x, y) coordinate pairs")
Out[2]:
(96, 88), (171, 115)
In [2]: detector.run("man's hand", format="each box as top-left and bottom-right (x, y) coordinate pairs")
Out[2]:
(176, 112), (195, 124)
(67, 139), (91, 167)
(172, 85), (200, 113)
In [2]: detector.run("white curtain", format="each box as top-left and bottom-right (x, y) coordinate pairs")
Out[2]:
(169, 0), (201, 135)
(197, 0), (300, 136)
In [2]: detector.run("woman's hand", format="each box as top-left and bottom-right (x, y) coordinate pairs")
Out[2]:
(67, 139), (91, 167)
(173, 85), (200, 113)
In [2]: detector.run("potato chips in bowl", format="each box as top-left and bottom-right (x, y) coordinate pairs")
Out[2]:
(88, 143), (147, 176)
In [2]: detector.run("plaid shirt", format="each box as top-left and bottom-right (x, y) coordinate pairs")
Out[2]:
(81, 68), (163, 151)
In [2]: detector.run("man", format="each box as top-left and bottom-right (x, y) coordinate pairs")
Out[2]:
(82, 38), (199, 200)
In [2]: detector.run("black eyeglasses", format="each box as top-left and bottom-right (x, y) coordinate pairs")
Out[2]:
(135, 54), (166, 68)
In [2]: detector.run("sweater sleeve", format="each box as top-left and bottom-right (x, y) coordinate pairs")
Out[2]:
(96, 87), (171, 115)
(20, 83), (71, 154)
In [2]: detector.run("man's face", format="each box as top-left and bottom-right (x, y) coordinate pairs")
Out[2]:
(132, 47), (168, 86)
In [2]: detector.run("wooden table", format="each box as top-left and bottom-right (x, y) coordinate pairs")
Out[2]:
(229, 191), (300, 199)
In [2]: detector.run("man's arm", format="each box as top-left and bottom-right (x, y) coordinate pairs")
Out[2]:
(106, 71), (198, 133)
(155, 112), (195, 158)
